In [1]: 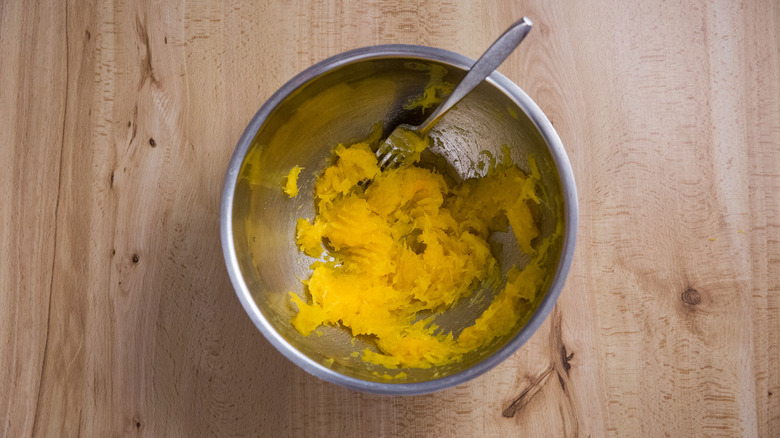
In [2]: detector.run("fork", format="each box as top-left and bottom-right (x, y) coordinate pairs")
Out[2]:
(375, 17), (533, 170)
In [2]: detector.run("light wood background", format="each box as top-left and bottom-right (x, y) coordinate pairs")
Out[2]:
(2, 0), (778, 436)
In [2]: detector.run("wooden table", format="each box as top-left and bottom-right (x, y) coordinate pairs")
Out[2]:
(2, 1), (778, 436)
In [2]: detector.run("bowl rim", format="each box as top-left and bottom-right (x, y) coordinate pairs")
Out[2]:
(220, 44), (578, 395)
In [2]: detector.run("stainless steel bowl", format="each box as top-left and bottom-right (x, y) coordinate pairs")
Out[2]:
(221, 45), (577, 395)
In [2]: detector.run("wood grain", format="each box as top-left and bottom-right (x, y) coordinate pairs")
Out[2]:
(1, 0), (778, 436)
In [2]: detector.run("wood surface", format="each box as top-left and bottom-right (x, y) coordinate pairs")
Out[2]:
(2, 0), (778, 436)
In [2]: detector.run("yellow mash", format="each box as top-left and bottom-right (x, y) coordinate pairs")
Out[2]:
(283, 165), (303, 197)
(287, 134), (555, 369)
(284, 64), (556, 370)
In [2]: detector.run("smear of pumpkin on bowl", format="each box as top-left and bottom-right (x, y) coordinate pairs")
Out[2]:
(283, 165), (304, 198)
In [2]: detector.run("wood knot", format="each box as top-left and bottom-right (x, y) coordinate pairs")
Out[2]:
(149, 138), (156, 147)
(132, 254), (139, 264)
(561, 345), (574, 375)
(681, 288), (701, 305)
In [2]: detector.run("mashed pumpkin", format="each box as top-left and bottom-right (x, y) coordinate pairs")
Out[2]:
(283, 165), (303, 197)
(287, 134), (554, 369)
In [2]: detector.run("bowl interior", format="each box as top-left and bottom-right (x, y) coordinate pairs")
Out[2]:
(231, 55), (565, 384)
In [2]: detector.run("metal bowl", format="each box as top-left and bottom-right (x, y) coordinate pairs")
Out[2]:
(221, 45), (577, 395)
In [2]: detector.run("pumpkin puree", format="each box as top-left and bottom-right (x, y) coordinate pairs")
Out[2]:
(287, 130), (557, 369)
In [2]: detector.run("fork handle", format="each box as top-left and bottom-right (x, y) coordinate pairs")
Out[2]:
(418, 17), (533, 135)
